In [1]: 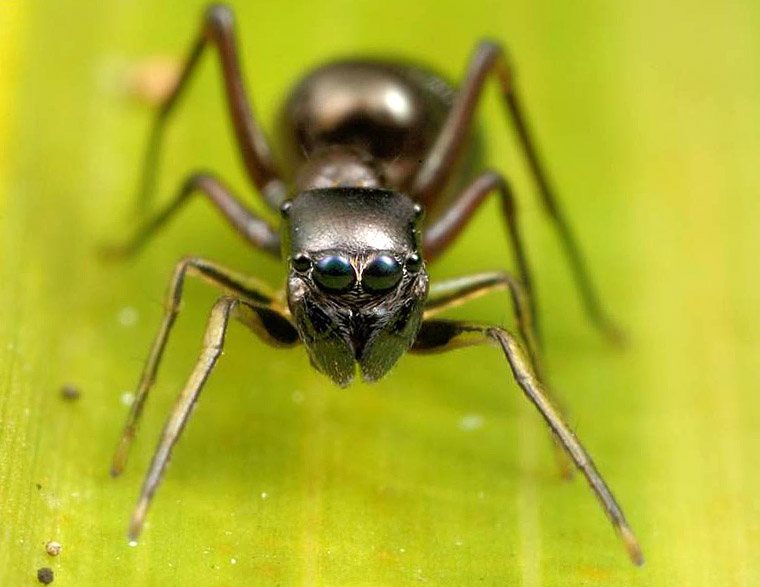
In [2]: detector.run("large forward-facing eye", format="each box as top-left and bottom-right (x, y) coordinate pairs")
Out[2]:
(313, 255), (356, 293)
(362, 254), (402, 293)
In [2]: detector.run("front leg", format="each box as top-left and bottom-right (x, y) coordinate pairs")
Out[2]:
(425, 271), (540, 375)
(411, 319), (643, 565)
(425, 272), (579, 477)
(128, 296), (299, 540)
(111, 256), (284, 476)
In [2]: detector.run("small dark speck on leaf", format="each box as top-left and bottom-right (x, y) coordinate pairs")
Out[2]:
(36, 483), (42, 490)
(60, 384), (81, 401)
(37, 567), (54, 584)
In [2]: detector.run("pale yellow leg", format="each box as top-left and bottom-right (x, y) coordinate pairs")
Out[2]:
(111, 256), (280, 476)
(127, 296), (298, 540)
(411, 319), (643, 565)
(424, 273), (574, 477)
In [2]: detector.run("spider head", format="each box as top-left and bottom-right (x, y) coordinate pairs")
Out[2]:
(282, 188), (428, 387)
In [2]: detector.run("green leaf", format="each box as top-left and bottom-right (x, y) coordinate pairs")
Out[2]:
(2, 1), (759, 585)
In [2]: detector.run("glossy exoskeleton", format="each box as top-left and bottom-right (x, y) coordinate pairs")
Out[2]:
(109, 3), (642, 565)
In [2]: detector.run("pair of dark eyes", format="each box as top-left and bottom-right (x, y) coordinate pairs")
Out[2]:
(292, 253), (421, 293)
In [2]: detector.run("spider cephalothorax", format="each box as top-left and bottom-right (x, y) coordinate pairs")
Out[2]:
(283, 188), (428, 385)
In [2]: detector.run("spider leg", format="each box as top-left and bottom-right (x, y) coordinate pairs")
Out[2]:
(422, 171), (538, 338)
(135, 4), (286, 214)
(413, 41), (621, 342)
(410, 319), (643, 565)
(104, 172), (280, 259)
(425, 272), (540, 374)
(111, 256), (285, 477)
(425, 273), (574, 478)
(127, 296), (298, 541)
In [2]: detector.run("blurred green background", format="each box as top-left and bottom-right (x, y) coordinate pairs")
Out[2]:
(1, 1), (759, 585)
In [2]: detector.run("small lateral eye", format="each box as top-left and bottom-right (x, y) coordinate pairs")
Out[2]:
(313, 256), (356, 292)
(405, 252), (422, 273)
(291, 253), (311, 272)
(363, 255), (402, 293)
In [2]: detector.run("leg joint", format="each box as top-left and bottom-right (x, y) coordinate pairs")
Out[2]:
(476, 39), (504, 60)
(203, 4), (235, 40)
(204, 3), (235, 39)
(166, 256), (205, 311)
(478, 170), (516, 214)
(183, 171), (213, 192)
(202, 296), (238, 350)
(175, 254), (204, 275)
(480, 169), (509, 191)
(474, 40), (512, 75)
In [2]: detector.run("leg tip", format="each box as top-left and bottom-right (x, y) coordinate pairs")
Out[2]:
(111, 438), (132, 477)
(620, 525), (644, 566)
(128, 498), (150, 542)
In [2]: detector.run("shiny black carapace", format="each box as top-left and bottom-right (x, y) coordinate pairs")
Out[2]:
(110, 3), (642, 565)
